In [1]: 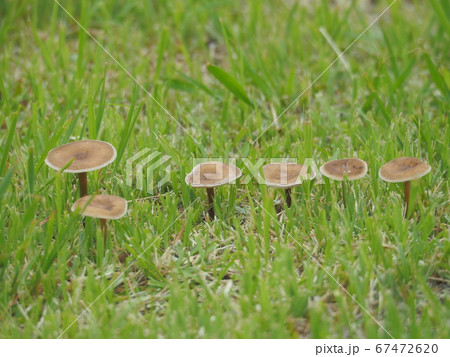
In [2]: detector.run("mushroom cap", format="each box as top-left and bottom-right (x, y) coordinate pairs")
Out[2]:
(320, 158), (368, 181)
(263, 163), (316, 188)
(45, 140), (117, 173)
(71, 195), (127, 220)
(379, 157), (431, 183)
(185, 161), (242, 188)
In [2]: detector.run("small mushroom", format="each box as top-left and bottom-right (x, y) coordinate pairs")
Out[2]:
(185, 161), (242, 220)
(72, 194), (127, 240)
(319, 158), (368, 207)
(379, 157), (431, 217)
(45, 140), (116, 197)
(262, 163), (315, 207)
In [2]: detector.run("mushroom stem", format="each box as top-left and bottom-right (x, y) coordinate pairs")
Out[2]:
(100, 218), (107, 242)
(206, 187), (215, 220)
(341, 181), (346, 208)
(78, 172), (88, 197)
(403, 180), (410, 218)
(285, 188), (292, 208)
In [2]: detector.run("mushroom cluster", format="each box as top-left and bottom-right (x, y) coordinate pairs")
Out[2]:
(183, 156), (430, 219)
(45, 139), (127, 241)
(44, 137), (431, 246)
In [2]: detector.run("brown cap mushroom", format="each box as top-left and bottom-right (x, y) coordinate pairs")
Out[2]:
(319, 158), (368, 207)
(319, 158), (368, 181)
(379, 157), (431, 217)
(379, 157), (431, 183)
(45, 140), (117, 197)
(72, 194), (127, 219)
(263, 163), (316, 207)
(72, 194), (127, 240)
(185, 161), (242, 220)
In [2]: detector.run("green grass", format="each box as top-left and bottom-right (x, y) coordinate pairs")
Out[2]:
(0, 0), (449, 338)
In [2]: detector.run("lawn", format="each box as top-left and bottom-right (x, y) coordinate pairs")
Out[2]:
(0, 0), (448, 338)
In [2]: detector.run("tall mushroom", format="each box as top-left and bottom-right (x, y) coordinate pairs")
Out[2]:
(45, 140), (116, 197)
(379, 157), (431, 217)
(262, 163), (315, 207)
(319, 158), (368, 207)
(72, 194), (127, 241)
(185, 161), (241, 220)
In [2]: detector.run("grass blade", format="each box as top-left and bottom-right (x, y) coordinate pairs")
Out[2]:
(0, 111), (18, 175)
(423, 52), (449, 100)
(207, 64), (254, 107)
(430, 0), (450, 36)
(115, 90), (144, 167)
(0, 167), (14, 199)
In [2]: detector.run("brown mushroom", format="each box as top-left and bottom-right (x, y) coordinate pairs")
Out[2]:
(262, 163), (316, 207)
(319, 158), (368, 207)
(185, 161), (242, 220)
(72, 194), (127, 240)
(45, 140), (116, 197)
(379, 157), (431, 217)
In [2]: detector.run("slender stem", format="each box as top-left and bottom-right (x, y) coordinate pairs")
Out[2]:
(285, 188), (292, 208)
(404, 180), (410, 218)
(100, 219), (107, 242)
(78, 172), (88, 228)
(206, 187), (215, 220)
(341, 181), (346, 208)
(78, 172), (88, 197)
